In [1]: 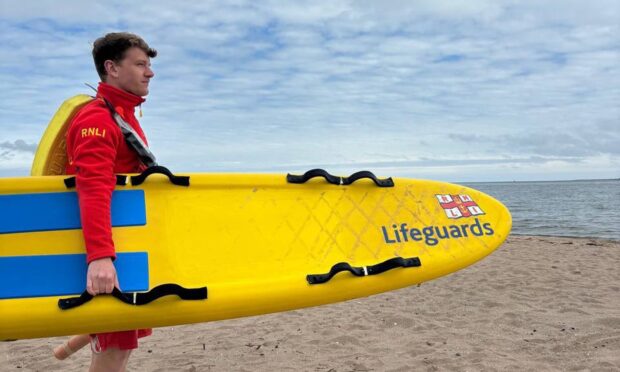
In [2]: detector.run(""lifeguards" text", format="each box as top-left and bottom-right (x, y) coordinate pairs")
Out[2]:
(381, 218), (494, 246)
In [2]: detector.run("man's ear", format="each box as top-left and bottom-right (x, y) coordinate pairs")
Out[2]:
(104, 60), (119, 79)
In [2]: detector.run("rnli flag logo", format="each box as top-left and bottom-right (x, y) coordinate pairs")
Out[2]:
(436, 194), (485, 219)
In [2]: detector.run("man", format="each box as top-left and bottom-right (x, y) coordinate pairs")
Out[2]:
(60, 32), (156, 372)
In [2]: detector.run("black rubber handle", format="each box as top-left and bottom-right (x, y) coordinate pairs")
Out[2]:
(287, 169), (341, 184)
(58, 284), (207, 310)
(344, 170), (394, 187)
(307, 256), (421, 284)
(287, 168), (394, 187)
(130, 166), (190, 186)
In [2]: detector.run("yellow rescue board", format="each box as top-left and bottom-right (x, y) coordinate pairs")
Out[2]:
(0, 172), (511, 340)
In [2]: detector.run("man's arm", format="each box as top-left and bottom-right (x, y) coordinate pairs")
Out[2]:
(69, 118), (121, 295)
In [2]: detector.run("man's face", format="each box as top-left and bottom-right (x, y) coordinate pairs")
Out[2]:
(108, 47), (154, 96)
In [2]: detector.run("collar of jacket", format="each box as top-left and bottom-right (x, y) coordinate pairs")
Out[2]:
(96, 82), (146, 114)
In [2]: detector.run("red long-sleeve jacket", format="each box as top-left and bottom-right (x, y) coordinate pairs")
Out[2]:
(66, 82), (149, 263)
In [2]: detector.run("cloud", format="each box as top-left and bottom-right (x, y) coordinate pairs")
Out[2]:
(0, 140), (37, 155)
(448, 119), (620, 157)
(0, 140), (36, 174)
(0, 0), (618, 180)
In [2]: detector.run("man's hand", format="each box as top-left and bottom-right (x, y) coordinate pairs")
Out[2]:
(86, 258), (120, 295)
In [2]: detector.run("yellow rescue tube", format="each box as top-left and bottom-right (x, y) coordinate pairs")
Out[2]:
(30, 95), (92, 176)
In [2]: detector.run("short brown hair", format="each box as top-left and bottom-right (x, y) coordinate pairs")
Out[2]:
(92, 32), (157, 80)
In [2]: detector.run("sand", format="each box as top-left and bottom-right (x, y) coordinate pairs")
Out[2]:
(2, 235), (619, 372)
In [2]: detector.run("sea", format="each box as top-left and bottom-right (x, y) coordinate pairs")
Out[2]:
(463, 179), (620, 241)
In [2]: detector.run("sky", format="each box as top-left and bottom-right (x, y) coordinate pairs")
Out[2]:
(0, 0), (618, 182)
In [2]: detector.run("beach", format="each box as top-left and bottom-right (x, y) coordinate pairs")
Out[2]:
(2, 235), (619, 371)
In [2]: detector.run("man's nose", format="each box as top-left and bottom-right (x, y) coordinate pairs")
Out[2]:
(145, 66), (155, 78)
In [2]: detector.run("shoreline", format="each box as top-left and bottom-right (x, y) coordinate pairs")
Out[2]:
(2, 235), (619, 371)
(509, 232), (620, 242)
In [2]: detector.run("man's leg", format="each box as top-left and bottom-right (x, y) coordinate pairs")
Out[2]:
(53, 334), (91, 360)
(89, 348), (132, 372)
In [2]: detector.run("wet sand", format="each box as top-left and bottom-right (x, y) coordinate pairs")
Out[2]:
(2, 235), (619, 371)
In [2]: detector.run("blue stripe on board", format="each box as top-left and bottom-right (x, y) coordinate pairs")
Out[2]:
(0, 252), (149, 299)
(0, 190), (146, 234)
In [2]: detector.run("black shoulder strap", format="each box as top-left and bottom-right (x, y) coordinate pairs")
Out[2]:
(101, 97), (158, 168)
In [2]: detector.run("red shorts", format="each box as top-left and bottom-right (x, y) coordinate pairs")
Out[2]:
(90, 329), (152, 352)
